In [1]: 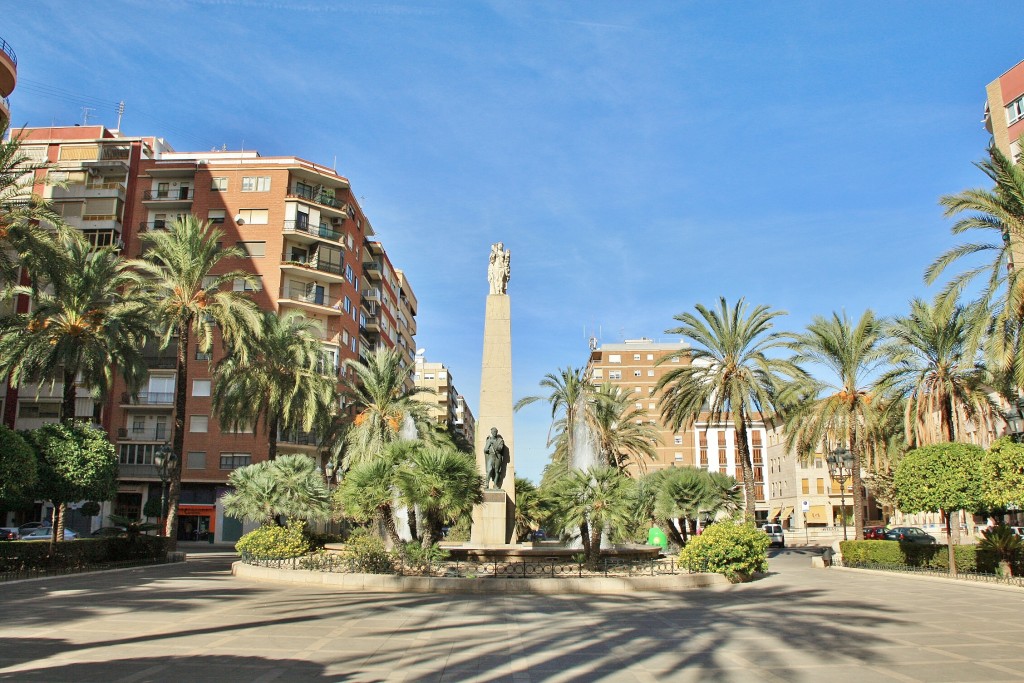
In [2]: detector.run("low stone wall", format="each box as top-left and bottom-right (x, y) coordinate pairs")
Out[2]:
(232, 561), (730, 594)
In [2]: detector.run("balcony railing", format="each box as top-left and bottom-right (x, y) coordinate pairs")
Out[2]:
(283, 284), (340, 309)
(278, 430), (319, 446)
(143, 355), (177, 369)
(142, 188), (193, 201)
(282, 254), (344, 276)
(122, 391), (174, 405)
(99, 145), (131, 161)
(138, 221), (167, 231)
(117, 426), (169, 441)
(283, 220), (342, 242)
(288, 186), (341, 209)
(0, 37), (16, 66)
(362, 288), (381, 302)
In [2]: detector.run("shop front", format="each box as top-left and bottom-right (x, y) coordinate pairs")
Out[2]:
(177, 504), (215, 541)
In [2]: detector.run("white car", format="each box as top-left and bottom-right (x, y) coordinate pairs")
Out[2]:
(20, 527), (78, 541)
(1011, 526), (1024, 538)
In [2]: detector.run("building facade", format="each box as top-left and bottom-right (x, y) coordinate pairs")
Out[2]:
(411, 352), (476, 449)
(984, 59), (1024, 161)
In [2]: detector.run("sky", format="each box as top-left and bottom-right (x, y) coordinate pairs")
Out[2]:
(5, 1), (1022, 482)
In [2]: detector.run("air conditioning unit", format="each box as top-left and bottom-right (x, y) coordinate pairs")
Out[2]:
(331, 217), (343, 225)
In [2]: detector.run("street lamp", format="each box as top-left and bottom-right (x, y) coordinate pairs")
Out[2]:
(324, 459), (337, 535)
(826, 447), (855, 541)
(154, 443), (177, 538)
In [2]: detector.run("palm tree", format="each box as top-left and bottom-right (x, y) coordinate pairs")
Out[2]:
(514, 476), (545, 541)
(515, 366), (593, 469)
(130, 215), (262, 546)
(213, 310), (337, 461)
(882, 296), (998, 446)
(335, 451), (404, 547)
(341, 346), (430, 468)
(654, 466), (706, 544)
(397, 445), (483, 549)
(926, 145), (1024, 390)
(586, 382), (660, 473)
(0, 239), (150, 423)
(786, 310), (889, 540)
(221, 454), (330, 526)
(548, 466), (633, 563)
(655, 297), (803, 518)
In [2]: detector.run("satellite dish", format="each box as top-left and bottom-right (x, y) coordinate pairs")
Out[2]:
(416, 348), (425, 356)
(234, 214), (245, 225)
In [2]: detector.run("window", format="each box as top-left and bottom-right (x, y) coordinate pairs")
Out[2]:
(699, 432), (708, 467)
(608, 371), (621, 380)
(649, 403), (655, 410)
(211, 177), (228, 191)
(208, 209), (225, 224)
(224, 422), (253, 434)
(674, 453), (683, 462)
(633, 354), (641, 361)
(220, 453), (252, 470)
(647, 370), (654, 377)
(424, 373), (435, 380)
(237, 241), (266, 257)
(646, 354), (654, 361)
(343, 296), (352, 313)
(635, 387), (642, 393)
(233, 277), (262, 292)
(801, 478), (810, 494)
(633, 370), (641, 377)
(342, 330), (349, 344)
(192, 380), (211, 397)
(816, 479), (825, 494)
(635, 402), (642, 409)
(717, 431), (727, 467)
(187, 452), (206, 469)
(236, 209), (268, 225)
(672, 356), (680, 363)
(592, 369), (603, 379)
(674, 435), (683, 445)
(345, 264), (354, 282)
(608, 354), (621, 364)
(241, 176), (271, 192)
(1007, 95), (1024, 125)
(190, 415), (209, 433)
(18, 401), (61, 418)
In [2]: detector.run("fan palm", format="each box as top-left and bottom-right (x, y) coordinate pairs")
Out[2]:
(130, 215), (262, 546)
(925, 145), (1024, 390)
(0, 239), (150, 423)
(586, 382), (660, 473)
(786, 310), (889, 540)
(548, 466), (633, 562)
(654, 466), (707, 543)
(397, 445), (483, 549)
(221, 454), (329, 526)
(882, 296), (998, 446)
(655, 297), (803, 518)
(341, 346), (430, 468)
(213, 310), (337, 461)
(334, 440), (415, 547)
(514, 476), (545, 541)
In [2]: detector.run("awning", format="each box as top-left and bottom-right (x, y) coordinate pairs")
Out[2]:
(805, 505), (829, 524)
(780, 506), (794, 518)
(767, 507), (780, 519)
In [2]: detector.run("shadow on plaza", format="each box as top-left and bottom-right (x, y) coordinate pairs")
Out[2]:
(0, 652), (334, 682)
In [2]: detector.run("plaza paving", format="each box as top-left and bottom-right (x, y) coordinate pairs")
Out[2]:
(0, 547), (1022, 682)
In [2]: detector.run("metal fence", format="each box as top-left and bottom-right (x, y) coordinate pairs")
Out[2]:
(836, 559), (1024, 588)
(240, 552), (686, 579)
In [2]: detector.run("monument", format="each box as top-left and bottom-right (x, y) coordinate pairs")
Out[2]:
(471, 242), (516, 545)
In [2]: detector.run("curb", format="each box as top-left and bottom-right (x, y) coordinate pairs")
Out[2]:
(231, 561), (732, 594)
(829, 565), (1024, 593)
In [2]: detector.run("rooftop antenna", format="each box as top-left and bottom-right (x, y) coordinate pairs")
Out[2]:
(115, 101), (125, 130)
(81, 107), (94, 125)
(333, 155), (337, 171)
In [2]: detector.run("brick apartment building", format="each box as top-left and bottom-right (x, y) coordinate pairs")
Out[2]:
(411, 352), (477, 449)
(1, 125), (417, 542)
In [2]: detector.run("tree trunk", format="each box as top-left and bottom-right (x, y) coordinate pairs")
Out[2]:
(61, 368), (77, 425)
(407, 507), (418, 541)
(267, 413), (279, 461)
(589, 521), (602, 561)
(677, 517), (689, 545)
(945, 510), (957, 577)
(49, 503), (59, 547)
(379, 504), (403, 547)
(733, 416), (756, 520)
(941, 394), (955, 443)
(850, 429), (865, 541)
(164, 319), (192, 550)
(661, 517), (685, 547)
(580, 521), (591, 559)
(56, 503), (66, 543)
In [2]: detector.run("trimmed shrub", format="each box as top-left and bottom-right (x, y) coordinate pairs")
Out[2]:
(840, 540), (1024, 575)
(0, 536), (168, 573)
(340, 530), (395, 574)
(235, 521), (310, 560)
(678, 520), (769, 582)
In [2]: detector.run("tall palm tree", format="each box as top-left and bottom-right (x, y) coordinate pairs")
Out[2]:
(515, 366), (593, 469)
(341, 346), (430, 468)
(213, 310), (337, 461)
(397, 445), (483, 549)
(655, 297), (803, 518)
(786, 310), (889, 540)
(882, 296), (998, 446)
(130, 215), (262, 546)
(586, 382), (660, 474)
(925, 145), (1024, 390)
(0, 239), (150, 423)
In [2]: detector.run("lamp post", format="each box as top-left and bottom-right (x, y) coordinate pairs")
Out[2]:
(826, 447), (855, 542)
(154, 443), (177, 538)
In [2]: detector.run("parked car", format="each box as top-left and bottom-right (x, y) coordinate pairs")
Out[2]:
(91, 527), (127, 538)
(17, 522), (50, 536)
(863, 526), (887, 540)
(1011, 526), (1024, 538)
(884, 526), (936, 544)
(20, 527), (78, 541)
(762, 523), (785, 548)
(0, 528), (19, 541)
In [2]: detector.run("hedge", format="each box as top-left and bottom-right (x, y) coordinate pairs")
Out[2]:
(839, 540), (1024, 575)
(0, 536), (169, 573)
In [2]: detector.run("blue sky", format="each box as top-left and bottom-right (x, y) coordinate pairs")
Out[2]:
(5, 1), (1021, 481)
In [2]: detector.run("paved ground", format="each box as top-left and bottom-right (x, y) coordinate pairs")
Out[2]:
(1, 547), (1023, 682)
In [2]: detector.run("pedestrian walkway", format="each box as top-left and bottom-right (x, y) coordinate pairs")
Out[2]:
(0, 549), (1022, 681)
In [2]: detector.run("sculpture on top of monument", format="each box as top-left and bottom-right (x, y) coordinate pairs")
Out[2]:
(487, 242), (511, 295)
(484, 427), (507, 489)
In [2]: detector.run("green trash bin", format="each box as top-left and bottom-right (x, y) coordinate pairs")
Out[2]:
(647, 525), (668, 551)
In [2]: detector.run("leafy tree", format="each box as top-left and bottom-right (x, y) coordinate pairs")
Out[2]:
(786, 310), (889, 539)
(213, 310), (337, 461)
(654, 467), (743, 545)
(142, 496), (163, 520)
(983, 437), (1024, 510)
(341, 347), (430, 468)
(0, 424), (36, 502)
(79, 501), (100, 517)
(881, 296), (996, 446)
(586, 383), (660, 473)
(397, 445), (483, 550)
(0, 238), (150, 423)
(221, 454), (330, 526)
(27, 422), (118, 543)
(893, 442), (986, 575)
(130, 215), (262, 547)
(656, 297), (803, 518)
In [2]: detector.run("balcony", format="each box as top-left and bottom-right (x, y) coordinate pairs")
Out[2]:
(138, 220), (168, 232)
(0, 36), (15, 100)
(362, 288), (381, 303)
(362, 261), (382, 281)
(287, 185), (342, 210)
(83, 230), (124, 251)
(283, 219), (343, 244)
(120, 391), (174, 407)
(142, 187), (193, 208)
(278, 430), (319, 446)
(51, 182), (126, 202)
(117, 426), (169, 442)
(278, 283), (343, 316)
(279, 254), (347, 283)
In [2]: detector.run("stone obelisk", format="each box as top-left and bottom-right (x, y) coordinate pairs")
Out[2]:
(471, 242), (516, 545)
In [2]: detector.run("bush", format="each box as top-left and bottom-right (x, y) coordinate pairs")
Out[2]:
(0, 536), (168, 573)
(396, 541), (449, 572)
(340, 529), (395, 574)
(235, 521), (310, 560)
(677, 520), (768, 582)
(143, 496), (163, 519)
(839, 540), (1024, 575)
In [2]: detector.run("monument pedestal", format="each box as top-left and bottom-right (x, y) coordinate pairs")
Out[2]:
(475, 489), (513, 545)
